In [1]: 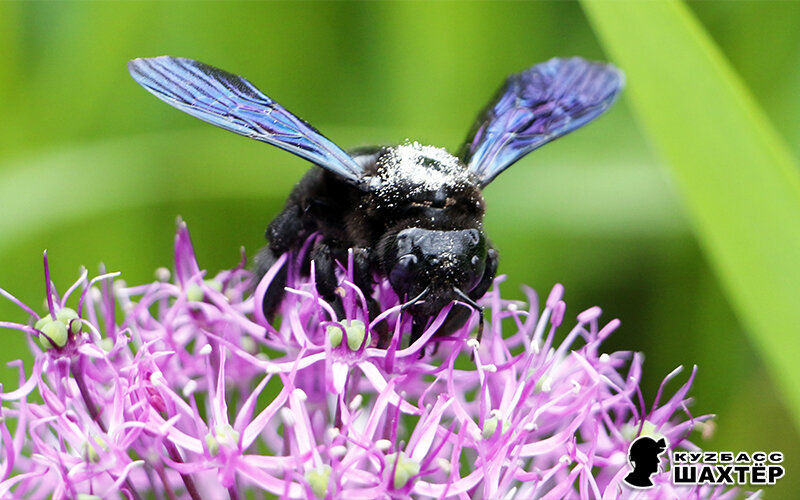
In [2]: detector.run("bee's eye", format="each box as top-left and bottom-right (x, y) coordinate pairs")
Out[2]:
(396, 254), (418, 273)
(471, 255), (481, 267)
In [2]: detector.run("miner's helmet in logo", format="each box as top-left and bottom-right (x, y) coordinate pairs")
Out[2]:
(624, 436), (668, 488)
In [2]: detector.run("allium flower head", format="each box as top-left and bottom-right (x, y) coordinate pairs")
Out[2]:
(0, 223), (750, 499)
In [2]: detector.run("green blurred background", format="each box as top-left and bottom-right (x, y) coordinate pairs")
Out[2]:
(1, 1), (798, 497)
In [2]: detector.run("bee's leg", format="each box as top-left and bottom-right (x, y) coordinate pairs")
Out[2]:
(266, 204), (305, 254)
(466, 248), (499, 342)
(351, 247), (374, 309)
(252, 203), (308, 322)
(252, 203), (305, 289)
(410, 315), (444, 358)
(409, 315), (428, 352)
(436, 248), (499, 341)
(253, 246), (288, 324)
(435, 306), (473, 340)
(352, 247), (386, 346)
(310, 241), (346, 321)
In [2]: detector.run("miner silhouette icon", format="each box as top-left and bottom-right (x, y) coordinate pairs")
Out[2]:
(624, 436), (668, 488)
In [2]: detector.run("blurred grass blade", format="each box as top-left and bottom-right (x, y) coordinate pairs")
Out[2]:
(581, 0), (800, 427)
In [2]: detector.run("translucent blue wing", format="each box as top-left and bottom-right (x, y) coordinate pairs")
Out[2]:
(128, 56), (367, 187)
(460, 57), (624, 186)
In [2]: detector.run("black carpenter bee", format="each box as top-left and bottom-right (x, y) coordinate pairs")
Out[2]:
(128, 56), (623, 347)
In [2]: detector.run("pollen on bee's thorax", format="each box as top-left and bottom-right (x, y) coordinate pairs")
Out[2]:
(375, 141), (473, 199)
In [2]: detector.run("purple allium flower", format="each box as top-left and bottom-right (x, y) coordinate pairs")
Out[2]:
(0, 223), (751, 499)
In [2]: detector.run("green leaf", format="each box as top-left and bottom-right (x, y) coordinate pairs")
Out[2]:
(581, 0), (800, 427)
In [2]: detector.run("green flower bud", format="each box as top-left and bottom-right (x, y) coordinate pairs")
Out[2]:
(98, 338), (114, 353)
(621, 419), (662, 442)
(34, 315), (52, 331)
(186, 284), (204, 302)
(481, 415), (511, 439)
(305, 465), (332, 498)
(39, 320), (68, 350)
(205, 424), (240, 457)
(385, 452), (420, 490)
(205, 432), (220, 457)
(68, 319), (82, 335)
(326, 319), (370, 351)
(55, 307), (78, 323)
(204, 279), (223, 292)
(186, 280), (223, 302)
(240, 336), (257, 354)
(82, 435), (108, 463)
(56, 308), (82, 335)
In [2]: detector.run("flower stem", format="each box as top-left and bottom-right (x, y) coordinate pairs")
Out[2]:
(164, 440), (203, 500)
(156, 464), (178, 500)
(71, 359), (143, 500)
(72, 359), (104, 431)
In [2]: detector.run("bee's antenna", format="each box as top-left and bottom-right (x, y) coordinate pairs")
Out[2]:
(400, 287), (430, 311)
(454, 287), (484, 342)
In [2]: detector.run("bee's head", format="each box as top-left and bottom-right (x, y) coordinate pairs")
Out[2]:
(382, 227), (487, 315)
